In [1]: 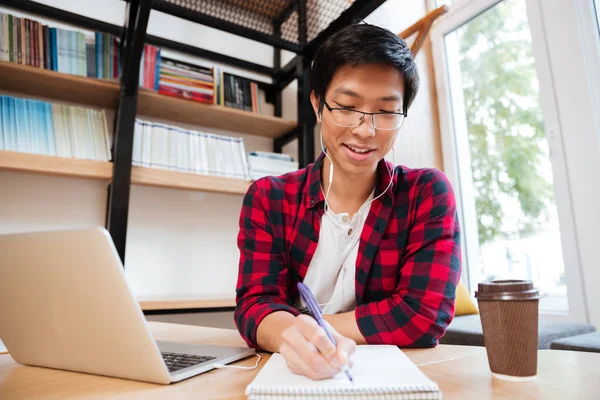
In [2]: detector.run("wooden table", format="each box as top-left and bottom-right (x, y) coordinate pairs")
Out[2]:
(0, 322), (598, 399)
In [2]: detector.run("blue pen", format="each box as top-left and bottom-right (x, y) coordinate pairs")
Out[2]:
(297, 282), (354, 383)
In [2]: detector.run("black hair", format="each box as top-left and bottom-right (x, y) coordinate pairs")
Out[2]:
(310, 23), (419, 116)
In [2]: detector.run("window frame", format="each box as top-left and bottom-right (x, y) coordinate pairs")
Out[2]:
(429, 0), (597, 323)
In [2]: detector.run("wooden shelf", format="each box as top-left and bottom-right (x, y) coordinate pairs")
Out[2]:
(0, 153), (253, 195)
(0, 61), (297, 138)
(138, 295), (236, 311)
(0, 150), (113, 180)
(0, 60), (120, 110)
(131, 166), (251, 195)
(137, 90), (296, 138)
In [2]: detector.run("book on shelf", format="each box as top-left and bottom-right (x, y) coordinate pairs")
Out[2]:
(248, 150), (294, 162)
(0, 94), (111, 161)
(132, 119), (250, 180)
(158, 57), (214, 104)
(247, 151), (298, 181)
(215, 69), (267, 114)
(0, 12), (274, 114)
(93, 31), (121, 80)
(0, 11), (159, 87)
(157, 59), (270, 114)
(139, 43), (161, 90)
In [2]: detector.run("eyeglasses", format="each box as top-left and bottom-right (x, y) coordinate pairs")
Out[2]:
(323, 100), (406, 130)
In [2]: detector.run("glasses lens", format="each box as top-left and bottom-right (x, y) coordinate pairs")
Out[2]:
(331, 109), (363, 127)
(373, 113), (404, 130)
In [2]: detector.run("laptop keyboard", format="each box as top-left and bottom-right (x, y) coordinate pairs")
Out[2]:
(161, 352), (217, 373)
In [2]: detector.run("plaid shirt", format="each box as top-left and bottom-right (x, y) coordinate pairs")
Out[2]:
(235, 152), (461, 349)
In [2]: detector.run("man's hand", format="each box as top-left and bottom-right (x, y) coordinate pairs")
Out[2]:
(279, 314), (356, 380)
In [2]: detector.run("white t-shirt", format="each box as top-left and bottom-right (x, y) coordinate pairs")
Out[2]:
(299, 191), (374, 314)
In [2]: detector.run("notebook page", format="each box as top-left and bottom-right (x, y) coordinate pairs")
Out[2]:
(246, 345), (440, 398)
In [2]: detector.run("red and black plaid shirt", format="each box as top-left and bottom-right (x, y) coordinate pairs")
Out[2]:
(235, 152), (461, 349)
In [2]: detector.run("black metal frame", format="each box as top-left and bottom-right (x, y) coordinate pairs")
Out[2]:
(303, 0), (387, 59)
(0, 0), (122, 35)
(1, 0), (387, 267)
(150, 0), (303, 53)
(105, 0), (151, 262)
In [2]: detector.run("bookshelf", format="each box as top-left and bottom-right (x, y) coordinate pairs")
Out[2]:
(1, 0), (388, 312)
(0, 150), (112, 181)
(0, 61), (296, 139)
(138, 295), (236, 311)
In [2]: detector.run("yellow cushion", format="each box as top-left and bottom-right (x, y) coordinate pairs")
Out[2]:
(454, 280), (478, 316)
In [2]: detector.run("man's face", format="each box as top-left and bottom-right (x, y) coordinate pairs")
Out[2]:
(312, 64), (406, 178)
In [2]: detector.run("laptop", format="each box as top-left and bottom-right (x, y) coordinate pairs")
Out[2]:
(0, 227), (255, 384)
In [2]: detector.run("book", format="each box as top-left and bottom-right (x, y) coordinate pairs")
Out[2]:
(245, 345), (441, 400)
(0, 11), (159, 84)
(158, 56), (214, 104)
(132, 119), (250, 179)
(247, 151), (297, 180)
(0, 95), (110, 160)
(249, 150), (293, 162)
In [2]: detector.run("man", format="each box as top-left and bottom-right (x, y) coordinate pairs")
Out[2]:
(235, 23), (461, 380)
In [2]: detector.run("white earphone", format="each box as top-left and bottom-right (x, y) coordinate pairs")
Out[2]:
(313, 127), (397, 311)
(320, 128), (396, 217)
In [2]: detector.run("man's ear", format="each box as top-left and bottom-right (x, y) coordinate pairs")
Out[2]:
(310, 91), (321, 122)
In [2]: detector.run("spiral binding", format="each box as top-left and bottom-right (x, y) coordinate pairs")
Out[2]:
(247, 384), (441, 400)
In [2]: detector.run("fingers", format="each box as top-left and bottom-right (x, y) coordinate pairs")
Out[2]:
(295, 315), (338, 366)
(279, 342), (313, 378)
(323, 319), (357, 367)
(279, 314), (355, 380)
(279, 341), (333, 380)
(337, 339), (356, 366)
(280, 327), (339, 380)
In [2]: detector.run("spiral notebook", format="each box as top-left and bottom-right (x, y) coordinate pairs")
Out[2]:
(245, 345), (441, 400)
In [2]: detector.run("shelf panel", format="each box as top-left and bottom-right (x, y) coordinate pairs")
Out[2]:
(0, 151), (113, 180)
(131, 166), (251, 195)
(137, 90), (296, 138)
(138, 295), (236, 311)
(0, 152), (252, 194)
(0, 61), (297, 139)
(0, 61), (120, 109)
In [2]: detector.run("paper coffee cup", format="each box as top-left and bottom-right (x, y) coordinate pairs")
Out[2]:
(475, 280), (539, 380)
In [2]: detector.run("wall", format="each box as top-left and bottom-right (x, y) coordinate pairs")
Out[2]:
(0, 0), (441, 301)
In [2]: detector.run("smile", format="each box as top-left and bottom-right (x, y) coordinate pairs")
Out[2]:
(344, 144), (375, 154)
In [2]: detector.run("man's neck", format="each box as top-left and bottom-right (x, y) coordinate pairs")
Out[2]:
(321, 156), (377, 216)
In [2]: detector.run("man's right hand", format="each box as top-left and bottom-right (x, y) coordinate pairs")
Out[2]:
(279, 314), (356, 380)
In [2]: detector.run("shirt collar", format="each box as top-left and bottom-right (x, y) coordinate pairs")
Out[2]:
(305, 151), (395, 210)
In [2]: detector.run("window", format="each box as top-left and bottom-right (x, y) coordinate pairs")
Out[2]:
(447, 0), (566, 312)
(431, 0), (594, 321)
